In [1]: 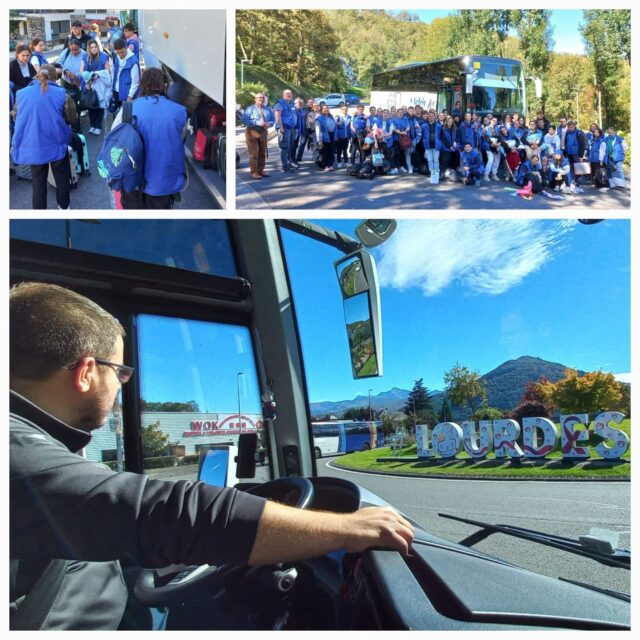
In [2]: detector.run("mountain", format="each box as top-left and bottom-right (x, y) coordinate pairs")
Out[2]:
(310, 356), (581, 418)
(482, 356), (582, 411)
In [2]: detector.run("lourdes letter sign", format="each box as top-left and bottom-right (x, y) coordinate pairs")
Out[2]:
(415, 412), (629, 461)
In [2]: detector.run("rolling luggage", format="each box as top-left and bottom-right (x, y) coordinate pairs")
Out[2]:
(48, 147), (79, 190)
(593, 166), (610, 189)
(193, 128), (213, 164)
(15, 164), (32, 181)
(70, 132), (90, 175)
(195, 102), (226, 131)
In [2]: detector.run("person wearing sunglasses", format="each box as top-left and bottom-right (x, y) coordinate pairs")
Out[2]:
(9, 282), (414, 630)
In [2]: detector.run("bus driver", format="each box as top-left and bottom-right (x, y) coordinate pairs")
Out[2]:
(9, 282), (415, 630)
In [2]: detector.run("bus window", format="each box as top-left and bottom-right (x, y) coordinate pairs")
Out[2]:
(9, 219), (237, 279)
(135, 315), (264, 480)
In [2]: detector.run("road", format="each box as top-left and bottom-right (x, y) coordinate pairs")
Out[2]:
(10, 112), (224, 210)
(318, 456), (630, 596)
(236, 128), (631, 210)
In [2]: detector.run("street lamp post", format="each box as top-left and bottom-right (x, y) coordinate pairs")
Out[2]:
(237, 372), (245, 435)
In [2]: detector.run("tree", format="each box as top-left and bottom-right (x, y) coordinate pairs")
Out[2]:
(581, 10), (631, 127)
(141, 421), (169, 458)
(438, 396), (453, 422)
(472, 406), (504, 421)
(343, 406), (370, 420)
(403, 379), (436, 432)
(443, 363), (487, 416)
(140, 400), (200, 412)
(540, 369), (623, 415)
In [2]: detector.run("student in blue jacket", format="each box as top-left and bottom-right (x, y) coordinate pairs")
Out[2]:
(11, 65), (73, 209)
(110, 68), (187, 209)
(588, 127), (608, 183)
(111, 39), (140, 110)
(334, 104), (351, 168)
(420, 111), (441, 180)
(390, 107), (413, 174)
(315, 104), (337, 171)
(605, 127), (628, 188)
(460, 142), (484, 185)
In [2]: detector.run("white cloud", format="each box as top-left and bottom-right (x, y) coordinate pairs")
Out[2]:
(614, 372), (631, 384)
(376, 220), (577, 297)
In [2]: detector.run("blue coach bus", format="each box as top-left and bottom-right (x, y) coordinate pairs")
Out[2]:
(311, 420), (384, 459)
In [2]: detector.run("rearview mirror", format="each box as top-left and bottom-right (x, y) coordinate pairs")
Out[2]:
(355, 220), (397, 247)
(335, 250), (383, 378)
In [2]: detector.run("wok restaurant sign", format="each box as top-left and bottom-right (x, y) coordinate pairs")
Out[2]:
(183, 414), (261, 437)
(416, 412), (629, 461)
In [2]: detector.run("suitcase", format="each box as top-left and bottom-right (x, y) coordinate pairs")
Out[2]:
(71, 132), (90, 175)
(193, 128), (213, 163)
(207, 132), (220, 170)
(48, 146), (79, 190)
(15, 164), (32, 181)
(195, 102), (226, 132)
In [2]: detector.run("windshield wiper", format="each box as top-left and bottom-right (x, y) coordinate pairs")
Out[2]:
(439, 513), (630, 570)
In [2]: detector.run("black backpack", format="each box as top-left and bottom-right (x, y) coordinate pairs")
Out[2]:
(357, 163), (375, 180)
(348, 163), (363, 176)
(594, 166), (610, 188)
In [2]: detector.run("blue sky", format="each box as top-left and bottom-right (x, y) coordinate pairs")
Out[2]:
(281, 219), (630, 403)
(391, 10), (586, 55)
(120, 219), (629, 411)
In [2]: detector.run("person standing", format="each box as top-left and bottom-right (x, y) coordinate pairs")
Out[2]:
(295, 98), (315, 163)
(82, 39), (111, 135)
(123, 23), (140, 59)
(111, 38), (140, 110)
(349, 104), (367, 165)
(11, 64), (74, 210)
(420, 111), (441, 181)
(290, 97), (305, 169)
(334, 104), (350, 168)
(9, 45), (37, 95)
(242, 92), (274, 180)
(315, 104), (337, 171)
(63, 20), (92, 52)
(563, 120), (586, 183)
(28, 38), (48, 72)
(439, 116), (459, 177)
(390, 107), (413, 174)
(588, 127), (608, 185)
(89, 23), (104, 52)
(273, 89), (296, 173)
(109, 68), (187, 209)
(605, 126), (628, 189)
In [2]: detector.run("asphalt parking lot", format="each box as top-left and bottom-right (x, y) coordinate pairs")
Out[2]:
(236, 127), (631, 211)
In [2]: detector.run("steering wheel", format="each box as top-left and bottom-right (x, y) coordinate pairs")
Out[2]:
(134, 477), (314, 606)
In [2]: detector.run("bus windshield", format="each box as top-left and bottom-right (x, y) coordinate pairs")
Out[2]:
(471, 60), (524, 112)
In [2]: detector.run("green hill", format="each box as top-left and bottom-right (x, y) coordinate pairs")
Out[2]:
(236, 64), (323, 107)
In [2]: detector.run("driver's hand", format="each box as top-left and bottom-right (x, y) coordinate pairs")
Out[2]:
(343, 506), (415, 555)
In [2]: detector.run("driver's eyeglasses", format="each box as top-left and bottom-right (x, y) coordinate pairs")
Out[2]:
(67, 358), (135, 384)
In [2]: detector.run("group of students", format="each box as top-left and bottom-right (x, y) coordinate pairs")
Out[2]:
(246, 90), (629, 194)
(10, 20), (189, 210)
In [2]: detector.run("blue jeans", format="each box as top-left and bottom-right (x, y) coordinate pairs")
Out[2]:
(610, 160), (625, 182)
(278, 127), (293, 169)
(424, 148), (439, 175)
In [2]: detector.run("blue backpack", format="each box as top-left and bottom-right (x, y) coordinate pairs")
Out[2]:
(97, 101), (145, 192)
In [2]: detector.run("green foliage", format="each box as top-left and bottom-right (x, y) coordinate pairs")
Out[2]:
(581, 10), (631, 128)
(472, 406), (504, 421)
(143, 456), (178, 469)
(141, 420), (169, 459)
(343, 406), (371, 420)
(404, 379), (436, 430)
(438, 397), (453, 423)
(141, 400), (200, 412)
(444, 363), (487, 415)
(540, 369), (623, 415)
(179, 454), (200, 466)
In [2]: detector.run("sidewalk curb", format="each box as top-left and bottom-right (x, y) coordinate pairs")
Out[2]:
(327, 459), (630, 482)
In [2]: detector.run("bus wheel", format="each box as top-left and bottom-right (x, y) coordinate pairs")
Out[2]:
(314, 447), (322, 459)
(363, 442), (371, 451)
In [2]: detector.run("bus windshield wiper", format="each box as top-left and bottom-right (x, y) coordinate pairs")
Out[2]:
(438, 513), (630, 570)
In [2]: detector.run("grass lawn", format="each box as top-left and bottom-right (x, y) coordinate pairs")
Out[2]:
(333, 419), (631, 479)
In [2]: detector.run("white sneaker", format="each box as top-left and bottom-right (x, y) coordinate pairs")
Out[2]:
(57, 205), (71, 210)
(389, 168), (399, 175)
(408, 167), (414, 174)
(491, 174), (499, 181)
(483, 175), (491, 182)
(399, 167), (407, 174)
(554, 185), (560, 192)
(89, 127), (95, 134)
(94, 128), (101, 136)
